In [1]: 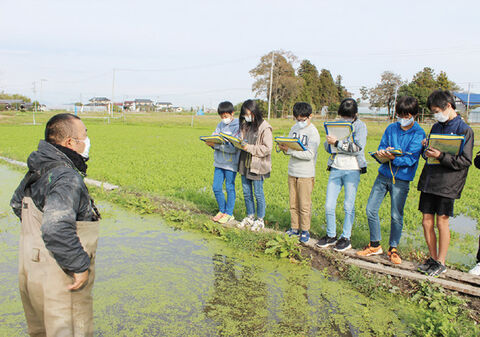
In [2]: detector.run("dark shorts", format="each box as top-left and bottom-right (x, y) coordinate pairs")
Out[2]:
(418, 192), (455, 217)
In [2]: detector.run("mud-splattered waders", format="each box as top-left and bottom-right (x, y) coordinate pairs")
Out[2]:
(19, 197), (99, 337)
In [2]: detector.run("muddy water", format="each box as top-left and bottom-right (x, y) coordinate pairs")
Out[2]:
(0, 165), (410, 336)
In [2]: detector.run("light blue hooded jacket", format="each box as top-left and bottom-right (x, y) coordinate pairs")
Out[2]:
(212, 118), (240, 172)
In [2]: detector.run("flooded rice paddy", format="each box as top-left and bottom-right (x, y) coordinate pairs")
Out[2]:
(0, 165), (425, 336)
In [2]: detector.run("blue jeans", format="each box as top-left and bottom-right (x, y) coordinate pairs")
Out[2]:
(241, 175), (266, 219)
(325, 168), (360, 239)
(212, 167), (237, 215)
(366, 173), (410, 247)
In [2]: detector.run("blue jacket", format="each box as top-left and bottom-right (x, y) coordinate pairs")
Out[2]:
(212, 118), (240, 172)
(377, 121), (426, 182)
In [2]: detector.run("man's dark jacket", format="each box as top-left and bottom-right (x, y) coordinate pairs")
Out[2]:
(11, 140), (97, 273)
(417, 115), (474, 199)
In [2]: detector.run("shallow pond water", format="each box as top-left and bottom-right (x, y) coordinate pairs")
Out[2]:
(0, 165), (412, 336)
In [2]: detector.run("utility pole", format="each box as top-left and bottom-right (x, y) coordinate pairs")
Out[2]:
(32, 81), (37, 125)
(392, 85), (399, 119)
(109, 68), (116, 124)
(267, 52), (275, 120)
(466, 83), (471, 121)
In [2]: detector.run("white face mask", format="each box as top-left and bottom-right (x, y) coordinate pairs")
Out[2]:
(77, 136), (91, 159)
(296, 121), (308, 129)
(244, 115), (252, 123)
(398, 117), (414, 127)
(221, 117), (233, 125)
(434, 112), (449, 123)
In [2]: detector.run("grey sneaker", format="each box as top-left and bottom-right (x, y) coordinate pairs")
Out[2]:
(250, 218), (265, 231)
(316, 235), (337, 248)
(417, 257), (437, 273)
(426, 260), (447, 277)
(237, 216), (254, 229)
(333, 237), (352, 252)
(469, 262), (480, 276)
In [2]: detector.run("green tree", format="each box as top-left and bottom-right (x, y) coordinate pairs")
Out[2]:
(297, 59), (321, 111)
(398, 67), (460, 110)
(0, 91), (31, 102)
(250, 50), (303, 117)
(335, 75), (352, 102)
(360, 71), (403, 118)
(318, 69), (339, 110)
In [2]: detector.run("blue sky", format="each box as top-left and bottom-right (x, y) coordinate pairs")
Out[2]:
(1, 0), (479, 108)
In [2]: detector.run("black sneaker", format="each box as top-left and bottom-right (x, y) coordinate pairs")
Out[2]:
(316, 235), (337, 248)
(417, 257), (436, 273)
(426, 260), (447, 277)
(333, 237), (352, 252)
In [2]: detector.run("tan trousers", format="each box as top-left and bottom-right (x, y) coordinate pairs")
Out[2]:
(19, 197), (99, 337)
(288, 176), (315, 231)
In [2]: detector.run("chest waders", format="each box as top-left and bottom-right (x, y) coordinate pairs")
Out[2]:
(19, 197), (99, 337)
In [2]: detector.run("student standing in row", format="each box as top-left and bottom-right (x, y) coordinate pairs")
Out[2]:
(317, 98), (367, 251)
(279, 102), (320, 243)
(357, 96), (425, 264)
(205, 101), (240, 224)
(237, 99), (273, 231)
(469, 151), (480, 276)
(417, 90), (474, 276)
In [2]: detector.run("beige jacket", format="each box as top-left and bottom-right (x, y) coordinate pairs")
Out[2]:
(243, 120), (273, 175)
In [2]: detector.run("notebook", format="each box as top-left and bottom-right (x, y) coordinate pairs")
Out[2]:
(219, 132), (246, 150)
(274, 137), (307, 151)
(425, 134), (465, 165)
(369, 149), (405, 164)
(324, 121), (354, 154)
(199, 135), (225, 144)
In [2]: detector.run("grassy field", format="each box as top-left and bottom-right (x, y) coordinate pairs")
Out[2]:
(1, 110), (480, 268)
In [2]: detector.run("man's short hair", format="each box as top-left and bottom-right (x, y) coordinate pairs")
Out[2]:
(217, 101), (234, 115)
(45, 113), (81, 144)
(338, 98), (358, 118)
(427, 90), (456, 111)
(396, 96), (419, 117)
(293, 102), (312, 118)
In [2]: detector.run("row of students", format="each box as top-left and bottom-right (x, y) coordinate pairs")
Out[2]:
(206, 91), (478, 277)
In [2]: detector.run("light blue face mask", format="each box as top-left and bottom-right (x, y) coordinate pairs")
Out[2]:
(296, 120), (308, 129)
(398, 117), (414, 127)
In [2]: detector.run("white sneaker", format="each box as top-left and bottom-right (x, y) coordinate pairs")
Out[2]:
(237, 216), (254, 229)
(468, 262), (480, 276)
(250, 218), (265, 231)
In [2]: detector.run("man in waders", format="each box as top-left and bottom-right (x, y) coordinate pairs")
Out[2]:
(10, 113), (101, 337)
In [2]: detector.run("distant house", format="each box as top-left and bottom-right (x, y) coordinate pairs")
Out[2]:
(453, 92), (480, 112)
(88, 97), (111, 106)
(134, 99), (154, 112)
(0, 99), (24, 110)
(123, 101), (135, 111)
(155, 102), (173, 111)
(172, 106), (183, 112)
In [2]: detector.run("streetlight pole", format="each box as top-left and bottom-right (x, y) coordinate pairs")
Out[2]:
(32, 81), (37, 125)
(267, 52), (275, 120)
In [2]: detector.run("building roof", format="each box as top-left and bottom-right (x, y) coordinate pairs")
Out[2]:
(156, 102), (172, 105)
(454, 92), (480, 106)
(89, 97), (110, 102)
(0, 99), (24, 104)
(135, 98), (153, 103)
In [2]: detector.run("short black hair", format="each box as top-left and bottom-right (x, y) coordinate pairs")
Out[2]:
(396, 96), (419, 117)
(292, 102), (312, 118)
(338, 98), (357, 118)
(427, 90), (456, 111)
(217, 101), (234, 115)
(45, 113), (81, 144)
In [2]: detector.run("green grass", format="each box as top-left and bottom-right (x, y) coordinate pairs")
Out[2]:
(1, 111), (480, 267)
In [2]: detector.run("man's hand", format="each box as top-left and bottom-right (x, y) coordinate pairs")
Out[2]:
(326, 135), (337, 145)
(68, 270), (89, 291)
(425, 147), (441, 158)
